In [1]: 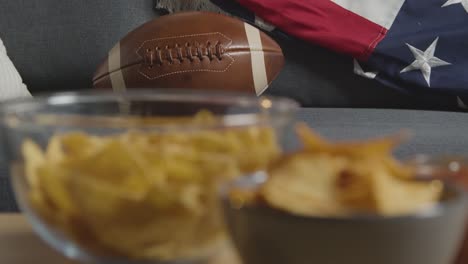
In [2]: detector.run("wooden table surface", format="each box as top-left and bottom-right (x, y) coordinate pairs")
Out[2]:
(0, 214), (240, 264)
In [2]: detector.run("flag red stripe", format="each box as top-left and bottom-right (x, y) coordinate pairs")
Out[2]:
(237, 0), (388, 60)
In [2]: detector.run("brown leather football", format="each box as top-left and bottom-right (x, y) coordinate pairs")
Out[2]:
(92, 11), (284, 95)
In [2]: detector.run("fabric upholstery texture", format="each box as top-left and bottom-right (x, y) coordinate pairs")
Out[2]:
(0, 0), (157, 94)
(0, 0), (460, 109)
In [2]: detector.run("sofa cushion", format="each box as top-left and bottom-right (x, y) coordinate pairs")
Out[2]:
(0, 0), (156, 94)
(0, 0), (460, 110)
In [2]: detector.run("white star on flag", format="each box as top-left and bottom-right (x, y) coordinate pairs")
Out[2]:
(400, 37), (451, 87)
(457, 97), (468, 109)
(353, 59), (378, 79)
(442, 0), (468, 13)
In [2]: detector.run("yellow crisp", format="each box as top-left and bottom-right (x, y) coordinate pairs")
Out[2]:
(21, 111), (280, 260)
(258, 123), (442, 218)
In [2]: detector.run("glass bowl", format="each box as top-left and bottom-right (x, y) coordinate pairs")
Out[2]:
(0, 89), (299, 264)
(406, 155), (468, 264)
(220, 170), (468, 264)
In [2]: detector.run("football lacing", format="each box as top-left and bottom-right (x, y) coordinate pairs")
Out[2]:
(143, 41), (225, 68)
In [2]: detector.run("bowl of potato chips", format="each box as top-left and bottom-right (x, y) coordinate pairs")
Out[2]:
(221, 123), (468, 264)
(408, 155), (468, 264)
(0, 89), (299, 264)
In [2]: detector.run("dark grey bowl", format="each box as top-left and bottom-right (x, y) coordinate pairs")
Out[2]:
(221, 172), (468, 264)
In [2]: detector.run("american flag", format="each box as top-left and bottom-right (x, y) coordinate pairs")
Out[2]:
(210, 0), (468, 109)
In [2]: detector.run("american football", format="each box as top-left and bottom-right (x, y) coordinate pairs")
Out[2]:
(92, 11), (284, 95)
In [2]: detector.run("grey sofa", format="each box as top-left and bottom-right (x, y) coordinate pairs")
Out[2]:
(0, 1), (466, 212)
(0, 0), (461, 110)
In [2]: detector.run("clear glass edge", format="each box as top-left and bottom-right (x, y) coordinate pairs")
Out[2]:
(0, 89), (300, 130)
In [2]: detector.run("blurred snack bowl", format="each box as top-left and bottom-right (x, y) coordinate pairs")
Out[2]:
(3, 90), (299, 263)
(220, 125), (468, 264)
(222, 172), (468, 264)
